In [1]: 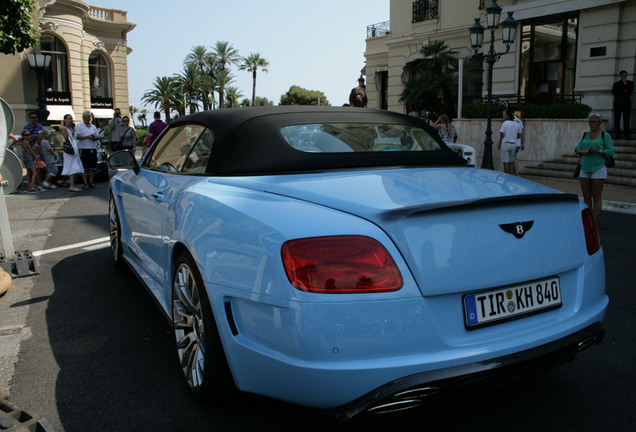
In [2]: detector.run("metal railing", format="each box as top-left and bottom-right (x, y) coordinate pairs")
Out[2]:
(412, 0), (439, 23)
(483, 94), (584, 106)
(367, 21), (390, 38)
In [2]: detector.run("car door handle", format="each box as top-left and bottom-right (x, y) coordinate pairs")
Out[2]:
(151, 192), (165, 202)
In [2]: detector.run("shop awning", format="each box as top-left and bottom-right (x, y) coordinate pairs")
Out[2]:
(91, 108), (114, 119)
(46, 105), (75, 121)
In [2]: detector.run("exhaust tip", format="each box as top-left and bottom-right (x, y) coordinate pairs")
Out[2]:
(394, 386), (440, 399)
(577, 335), (600, 351)
(367, 399), (424, 415)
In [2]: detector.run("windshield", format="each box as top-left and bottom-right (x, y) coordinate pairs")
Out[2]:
(280, 123), (442, 153)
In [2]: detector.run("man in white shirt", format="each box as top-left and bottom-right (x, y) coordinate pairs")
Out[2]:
(498, 108), (522, 175)
(511, 112), (524, 176)
(75, 110), (100, 188)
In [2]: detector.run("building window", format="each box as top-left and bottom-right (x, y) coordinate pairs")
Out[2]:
(89, 51), (112, 100)
(40, 34), (70, 103)
(519, 13), (579, 104)
(412, 0), (439, 23)
(462, 56), (484, 105)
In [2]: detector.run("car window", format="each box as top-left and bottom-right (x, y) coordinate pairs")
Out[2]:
(146, 125), (207, 173)
(181, 128), (214, 174)
(280, 123), (442, 153)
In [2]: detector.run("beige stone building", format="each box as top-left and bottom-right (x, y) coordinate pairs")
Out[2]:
(0, 0), (135, 133)
(364, 0), (635, 132)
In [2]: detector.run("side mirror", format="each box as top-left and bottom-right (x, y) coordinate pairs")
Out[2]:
(108, 150), (139, 174)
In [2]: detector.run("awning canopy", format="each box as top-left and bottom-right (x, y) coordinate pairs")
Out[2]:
(46, 105), (75, 121)
(91, 108), (114, 119)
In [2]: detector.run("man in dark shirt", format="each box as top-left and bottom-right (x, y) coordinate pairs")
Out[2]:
(147, 111), (168, 149)
(612, 70), (634, 139)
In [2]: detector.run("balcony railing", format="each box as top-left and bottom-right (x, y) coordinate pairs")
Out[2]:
(367, 21), (390, 38)
(88, 7), (111, 21)
(412, 0), (439, 23)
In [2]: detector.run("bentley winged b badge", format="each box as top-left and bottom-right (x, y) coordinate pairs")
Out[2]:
(499, 221), (534, 239)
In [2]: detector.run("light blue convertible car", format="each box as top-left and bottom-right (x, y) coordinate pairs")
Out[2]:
(108, 106), (607, 420)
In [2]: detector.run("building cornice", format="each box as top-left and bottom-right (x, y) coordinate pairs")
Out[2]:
(506, 0), (625, 20)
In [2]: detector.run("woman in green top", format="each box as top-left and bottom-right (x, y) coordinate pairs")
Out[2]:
(575, 112), (615, 219)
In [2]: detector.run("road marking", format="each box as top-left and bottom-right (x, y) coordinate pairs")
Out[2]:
(32, 237), (110, 257)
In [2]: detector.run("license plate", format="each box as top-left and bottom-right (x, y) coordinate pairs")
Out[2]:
(463, 277), (562, 329)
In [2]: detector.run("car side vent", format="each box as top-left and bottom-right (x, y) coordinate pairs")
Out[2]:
(224, 301), (239, 336)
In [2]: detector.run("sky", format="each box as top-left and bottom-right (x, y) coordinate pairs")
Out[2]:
(94, 0), (389, 112)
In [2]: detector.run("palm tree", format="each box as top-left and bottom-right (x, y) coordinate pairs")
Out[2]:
(240, 53), (269, 106)
(212, 41), (240, 108)
(400, 40), (459, 116)
(224, 86), (244, 108)
(129, 105), (138, 125)
(175, 62), (209, 114)
(214, 68), (235, 110)
(185, 45), (216, 110)
(137, 113), (146, 127)
(142, 76), (179, 122)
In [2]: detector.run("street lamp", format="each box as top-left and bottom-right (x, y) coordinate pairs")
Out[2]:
(26, 53), (52, 126)
(358, 75), (366, 88)
(469, 1), (517, 169)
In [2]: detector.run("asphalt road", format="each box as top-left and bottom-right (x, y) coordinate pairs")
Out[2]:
(2, 184), (636, 431)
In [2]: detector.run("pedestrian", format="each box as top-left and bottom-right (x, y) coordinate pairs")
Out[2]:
(119, 116), (137, 152)
(419, 110), (433, 126)
(99, 119), (113, 156)
(108, 107), (123, 151)
(432, 114), (456, 144)
(24, 112), (44, 136)
(498, 109), (522, 175)
(60, 114), (84, 192)
(75, 110), (100, 189)
(510, 110), (524, 176)
(146, 111), (167, 151)
(31, 134), (47, 190)
(39, 130), (58, 189)
(18, 130), (39, 192)
(612, 70), (633, 140)
(349, 86), (367, 108)
(575, 112), (615, 219)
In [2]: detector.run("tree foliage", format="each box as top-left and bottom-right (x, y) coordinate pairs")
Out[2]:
(279, 85), (330, 106)
(1, 0), (38, 55)
(400, 40), (459, 117)
(239, 53), (269, 106)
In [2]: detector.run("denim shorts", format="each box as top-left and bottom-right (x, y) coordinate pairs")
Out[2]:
(579, 165), (607, 179)
(23, 160), (35, 169)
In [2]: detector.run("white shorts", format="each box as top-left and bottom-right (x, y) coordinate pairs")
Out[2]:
(579, 165), (607, 179)
(500, 142), (517, 163)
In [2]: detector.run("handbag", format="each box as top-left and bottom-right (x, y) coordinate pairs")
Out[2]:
(605, 156), (615, 167)
(63, 139), (75, 155)
(573, 163), (581, 178)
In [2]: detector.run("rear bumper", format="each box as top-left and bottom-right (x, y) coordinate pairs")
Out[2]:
(332, 322), (604, 421)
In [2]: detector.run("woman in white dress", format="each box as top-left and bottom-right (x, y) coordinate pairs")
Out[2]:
(60, 114), (84, 192)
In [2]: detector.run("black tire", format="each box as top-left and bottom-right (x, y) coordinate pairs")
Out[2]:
(172, 252), (236, 400)
(108, 194), (125, 269)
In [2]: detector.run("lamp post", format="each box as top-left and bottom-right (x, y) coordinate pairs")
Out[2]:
(469, 1), (517, 169)
(27, 53), (52, 126)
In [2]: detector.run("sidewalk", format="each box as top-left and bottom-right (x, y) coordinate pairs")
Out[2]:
(524, 175), (636, 214)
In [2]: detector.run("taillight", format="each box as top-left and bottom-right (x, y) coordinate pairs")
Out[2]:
(281, 235), (403, 293)
(582, 208), (601, 255)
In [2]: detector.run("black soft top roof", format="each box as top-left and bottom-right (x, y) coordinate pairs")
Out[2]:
(168, 106), (466, 175)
